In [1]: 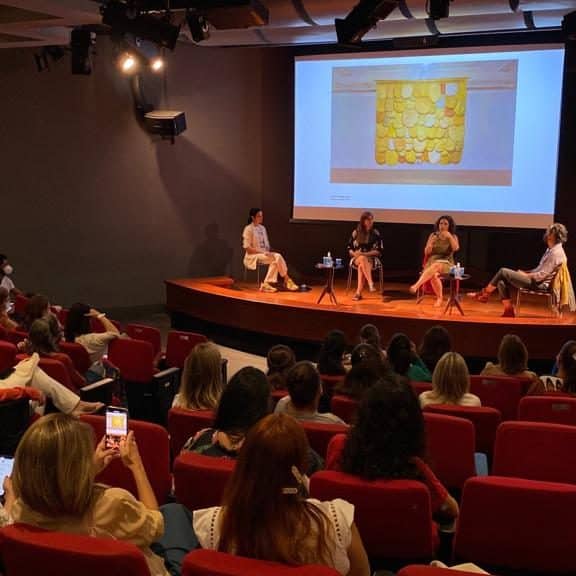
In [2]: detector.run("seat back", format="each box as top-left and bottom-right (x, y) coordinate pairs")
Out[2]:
(38, 357), (73, 389)
(125, 324), (162, 358)
(299, 421), (349, 459)
(518, 395), (576, 425)
(454, 476), (576, 574)
(423, 404), (501, 457)
(4, 330), (27, 346)
(13, 294), (29, 318)
(319, 374), (345, 397)
(330, 395), (359, 424)
(81, 415), (171, 504)
(173, 452), (235, 511)
(410, 381), (433, 397)
(90, 317), (122, 334)
(168, 408), (215, 456)
(310, 471), (435, 563)
(0, 523), (150, 576)
(165, 331), (208, 369)
(59, 341), (92, 375)
(493, 421), (576, 484)
(270, 389), (288, 407)
(423, 412), (476, 491)
(183, 549), (340, 576)
(469, 375), (530, 421)
(0, 340), (17, 374)
(0, 397), (31, 456)
(108, 339), (155, 383)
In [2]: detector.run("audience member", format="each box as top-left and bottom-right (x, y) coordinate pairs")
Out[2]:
(420, 352), (481, 408)
(275, 362), (346, 425)
(330, 380), (458, 522)
(0, 254), (19, 295)
(540, 340), (576, 393)
(317, 330), (347, 376)
(359, 324), (386, 358)
(21, 294), (62, 339)
(266, 344), (296, 390)
(172, 342), (224, 411)
(65, 302), (120, 380)
(4, 414), (195, 576)
(419, 325), (452, 373)
(350, 342), (385, 367)
(0, 353), (101, 415)
(336, 355), (392, 400)
(182, 367), (270, 457)
(27, 319), (86, 392)
(0, 286), (17, 331)
(481, 334), (543, 394)
(387, 333), (432, 382)
(193, 413), (370, 576)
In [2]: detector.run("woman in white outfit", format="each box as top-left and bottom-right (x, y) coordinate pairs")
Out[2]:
(0, 353), (102, 415)
(242, 208), (298, 293)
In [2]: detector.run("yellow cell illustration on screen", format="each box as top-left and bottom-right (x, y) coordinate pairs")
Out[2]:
(375, 79), (467, 166)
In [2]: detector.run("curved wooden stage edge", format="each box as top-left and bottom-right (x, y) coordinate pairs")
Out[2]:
(165, 277), (576, 360)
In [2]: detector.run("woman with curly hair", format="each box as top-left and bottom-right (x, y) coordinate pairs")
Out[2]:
(328, 380), (458, 522)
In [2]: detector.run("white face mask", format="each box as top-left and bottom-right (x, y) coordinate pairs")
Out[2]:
(2, 265), (13, 275)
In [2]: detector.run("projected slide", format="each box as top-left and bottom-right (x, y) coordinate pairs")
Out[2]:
(294, 46), (564, 227)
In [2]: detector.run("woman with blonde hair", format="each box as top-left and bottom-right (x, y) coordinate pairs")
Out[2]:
(172, 342), (223, 411)
(193, 413), (370, 576)
(4, 414), (196, 576)
(420, 352), (480, 408)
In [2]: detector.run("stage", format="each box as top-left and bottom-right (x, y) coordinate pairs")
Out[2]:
(165, 276), (576, 360)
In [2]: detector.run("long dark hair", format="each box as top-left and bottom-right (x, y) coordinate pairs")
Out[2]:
(434, 215), (456, 234)
(247, 207), (261, 225)
(356, 211), (374, 245)
(387, 333), (413, 376)
(267, 345), (296, 390)
(419, 325), (452, 373)
(359, 323), (381, 351)
(64, 303), (91, 342)
(337, 358), (391, 400)
(558, 340), (576, 394)
(317, 330), (346, 376)
(341, 379), (425, 480)
(22, 295), (50, 331)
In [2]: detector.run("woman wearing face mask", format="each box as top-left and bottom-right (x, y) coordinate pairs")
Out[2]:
(0, 254), (19, 296)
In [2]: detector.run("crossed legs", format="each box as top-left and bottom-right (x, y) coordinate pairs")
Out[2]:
(353, 255), (375, 298)
(410, 262), (444, 306)
(475, 267), (534, 316)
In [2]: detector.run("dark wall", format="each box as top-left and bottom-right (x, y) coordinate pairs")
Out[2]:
(0, 40), (264, 307)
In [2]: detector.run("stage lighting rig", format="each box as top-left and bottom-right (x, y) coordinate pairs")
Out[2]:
(335, 0), (400, 46)
(426, 0), (453, 20)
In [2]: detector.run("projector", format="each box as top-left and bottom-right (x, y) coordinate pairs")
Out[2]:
(144, 110), (186, 138)
(187, 0), (269, 29)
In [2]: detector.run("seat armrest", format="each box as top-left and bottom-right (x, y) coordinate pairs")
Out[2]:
(154, 367), (180, 380)
(80, 377), (114, 392)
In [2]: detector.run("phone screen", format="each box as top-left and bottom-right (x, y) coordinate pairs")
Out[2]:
(0, 457), (14, 496)
(105, 407), (128, 449)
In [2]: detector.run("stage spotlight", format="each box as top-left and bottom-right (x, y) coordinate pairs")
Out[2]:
(150, 57), (164, 72)
(426, 0), (452, 20)
(119, 52), (138, 73)
(186, 11), (210, 43)
(335, 0), (400, 45)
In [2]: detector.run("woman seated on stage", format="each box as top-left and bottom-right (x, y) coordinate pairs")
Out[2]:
(327, 380), (459, 523)
(242, 208), (298, 293)
(193, 413), (370, 576)
(420, 352), (480, 408)
(347, 211), (383, 301)
(481, 334), (543, 394)
(472, 222), (568, 317)
(172, 342), (224, 411)
(410, 215), (459, 307)
(540, 340), (576, 393)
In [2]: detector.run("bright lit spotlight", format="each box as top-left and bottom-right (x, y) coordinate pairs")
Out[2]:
(119, 53), (137, 73)
(150, 57), (164, 72)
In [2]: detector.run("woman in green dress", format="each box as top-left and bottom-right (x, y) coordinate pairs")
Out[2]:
(410, 215), (459, 307)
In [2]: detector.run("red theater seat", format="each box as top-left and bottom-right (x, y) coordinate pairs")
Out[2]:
(4, 330), (27, 346)
(182, 549), (340, 576)
(310, 471), (436, 564)
(470, 375), (531, 421)
(0, 523), (149, 576)
(518, 395), (576, 425)
(423, 404), (501, 458)
(168, 408), (215, 456)
(493, 421), (576, 484)
(81, 415), (171, 504)
(454, 476), (576, 574)
(319, 374), (344, 396)
(173, 452), (235, 511)
(299, 421), (348, 459)
(165, 330), (207, 369)
(59, 341), (92, 375)
(0, 340), (17, 374)
(410, 381), (433, 397)
(398, 567), (483, 576)
(423, 412), (476, 492)
(330, 394), (359, 424)
(126, 323), (162, 360)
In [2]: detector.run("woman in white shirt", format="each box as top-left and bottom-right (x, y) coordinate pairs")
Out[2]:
(193, 413), (370, 576)
(242, 208), (298, 293)
(64, 303), (120, 380)
(420, 352), (481, 408)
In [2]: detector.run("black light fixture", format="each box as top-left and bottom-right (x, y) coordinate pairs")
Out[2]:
(426, 0), (452, 20)
(335, 0), (400, 45)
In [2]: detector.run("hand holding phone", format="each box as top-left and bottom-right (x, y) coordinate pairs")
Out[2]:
(105, 406), (128, 450)
(0, 458), (14, 497)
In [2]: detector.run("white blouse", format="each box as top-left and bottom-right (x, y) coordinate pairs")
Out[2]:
(193, 498), (354, 575)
